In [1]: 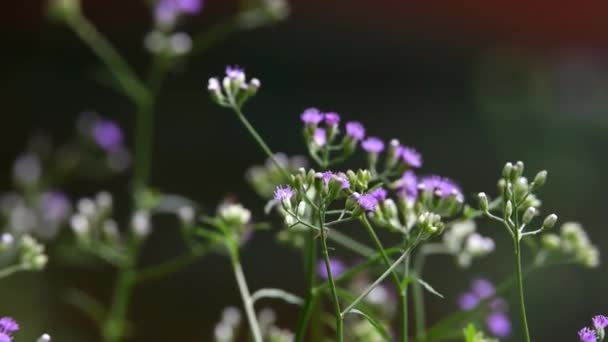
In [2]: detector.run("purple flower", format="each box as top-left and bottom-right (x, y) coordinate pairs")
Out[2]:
(396, 170), (418, 203)
(324, 112), (340, 126)
(361, 137), (385, 154)
(92, 119), (123, 152)
(345, 121), (365, 141)
(39, 191), (71, 224)
(313, 128), (327, 146)
(320, 171), (334, 185)
(273, 185), (294, 202)
(401, 146), (422, 168)
(225, 65), (245, 80)
(317, 258), (345, 280)
(370, 188), (387, 202)
(593, 315), (608, 330)
(155, 0), (203, 25)
(579, 327), (597, 342)
(458, 292), (479, 311)
(471, 278), (495, 299)
(175, 0), (203, 13)
(300, 108), (324, 125)
(0, 333), (11, 342)
(419, 175), (463, 202)
(0, 318), (18, 334)
(356, 193), (379, 212)
(336, 172), (350, 189)
(486, 311), (511, 338)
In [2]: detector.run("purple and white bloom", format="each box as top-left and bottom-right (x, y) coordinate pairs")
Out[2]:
(39, 191), (71, 224)
(301, 108), (324, 125)
(593, 315), (608, 330)
(320, 171), (334, 185)
(356, 193), (379, 212)
(208, 77), (220, 91)
(0, 333), (10, 342)
(361, 137), (385, 154)
(313, 128), (327, 146)
(317, 258), (345, 280)
(273, 185), (294, 202)
(336, 172), (350, 189)
(419, 175), (463, 202)
(579, 327), (597, 342)
(154, 0), (203, 25)
(486, 311), (511, 338)
(345, 121), (365, 141)
(370, 188), (387, 202)
(400, 146), (422, 168)
(225, 65), (245, 82)
(396, 170), (418, 203)
(471, 278), (495, 299)
(324, 112), (340, 126)
(0, 318), (18, 334)
(92, 119), (123, 152)
(458, 292), (479, 311)
(13, 153), (41, 186)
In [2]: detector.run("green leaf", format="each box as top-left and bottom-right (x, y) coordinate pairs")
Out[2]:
(463, 324), (478, 342)
(250, 288), (303, 306)
(417, 278), (444, 298)
(345, 308), (391, 341)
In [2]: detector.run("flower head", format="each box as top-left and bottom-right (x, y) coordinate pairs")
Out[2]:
(419, 175), (463, 202)
(579, 327), (597, 342)
(345, 121), (365, 141)
(401, 146), (422, 168)
(316, 258), (345, 279)
(225, 65), (245, 81)
(0, 333), (11, 342)
(471, 278), (495, 299)
(273, 185), (294, 202)
(370, 188), (387, 202)
(300, 108), (324, 125)
(40, 191), (71, 224)
(92, 119), (123, 151)
(0, 317), (18, 333)
(313, 128), (327, 146)
(486, 311), (511, 338)
(593, 315), (608, 330)
(361, 137), (385, 154)
(336, 172), (350, 189)
(458, 292), (479, 311)
(356, 193), (379, 211)
(324, 112), (340, 126)
(396, 170), (418, 203)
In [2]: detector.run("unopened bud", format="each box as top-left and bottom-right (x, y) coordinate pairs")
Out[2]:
(522, 207), (536, 225)
(37, 334), (51, 342)
(132, 210), (151, 238)
(512, 161), (525, 180)
(502, 162), (513, 178)
(542, 214), (558, 230)
(177, 206), (195, 225)
(478, 192), (489, 212)
(0, 233), (14, 250)
(532, 170), (547, 191)
(505, 201), (513, 218)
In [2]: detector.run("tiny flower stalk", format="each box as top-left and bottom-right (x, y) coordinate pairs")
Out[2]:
(478, 162), (555, 342)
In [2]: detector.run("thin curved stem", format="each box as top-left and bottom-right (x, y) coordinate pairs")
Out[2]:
(295, 229), (318, 342)
(230, 250), (264, 342)
(318, 209), (343, 341)
(0, 265), (26, 279)
(514, 237), (532, 342)
(135, 249), (208, 284)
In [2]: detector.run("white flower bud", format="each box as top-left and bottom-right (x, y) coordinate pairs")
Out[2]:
(132, 210), (151, 238)
(96, 191), (113, 212)
(502, 162), (513, 178)
(0, 233), (14, 249)
(465, 233), (495, 256)
(541, 234), (561, 250)
(222, 306), (242, 326)
(532, 170), (547, 190)
(77, 198), (97, 218)
(542, 214), (557, 230)
(505, 201), (513, 218)
(70, 214), (90, 236)
(296, 201), (306, 218)
(143, 31), (166, 53)
(219, 204), (251, 226)
(102, 219), (120, 241)
(37, 334), (51, 342)
(177, 206), (195, 225)
(522, 207), (536, 225)
(169, 32), (192, 55)
(478, 192), (488, 212)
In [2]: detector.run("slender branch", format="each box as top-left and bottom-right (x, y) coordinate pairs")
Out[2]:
(230, 250), (263, 342)
(295, 229), (318, 342)
(250, 288), (303, 306)
(135, 250), (207, 284)
(0, 265), (26, 280)
(514, 235), (532, 342)
(318, 209), (343, 341)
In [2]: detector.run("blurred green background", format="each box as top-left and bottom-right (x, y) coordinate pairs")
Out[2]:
(1, 0), (607, 340)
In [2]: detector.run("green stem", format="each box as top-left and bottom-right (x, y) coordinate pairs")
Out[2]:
(360, 216), (406, 342)
(402, 252), (410, 342)
(0, 265), (26, 279)
(413, 251), (427, 340)
(65, 14), (148, 105)
(230, 250), (264, 342)
(135, 250), (207, 284)
(232, 107), (289, 179)
(103, 265), (136, 342)
(319, 210), (343, 342)
(514, 236), (531, 342)
(295, 229), (318, 342)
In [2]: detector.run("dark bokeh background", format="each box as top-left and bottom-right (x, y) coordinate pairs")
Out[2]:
(1, 0), (608, 340)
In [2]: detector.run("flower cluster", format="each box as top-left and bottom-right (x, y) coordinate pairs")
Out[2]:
(540, 222), (600, 268)
(459, 279), (511, 338)
(247, 153), (308, 198)
(579, 314), (608, 342)
(0, 317), (18, 342)
(208, 67), (260, 109)
(442, 220), (495, 267)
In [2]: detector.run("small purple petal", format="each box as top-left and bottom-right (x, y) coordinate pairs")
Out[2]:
(0, 317), (18, 333)
(320, 171), (334, 185)
(317, 258), (345, 280)
(370, 188), (387, 202)
(396, 170), (418, 203)
(324, 112), (340, 126)
(593, 315), (608, 330)
(313, 128), (327, 146)
(401, 146), (422, 168)
(356, 194), (379, 211)
(345, 121), (365, 141)
(336, 172), (350, 190)
(176, 0), (203, 14)
(273, 185), (294, 202)
(92, 119), (123, 152)
(419, 175), (463, 202)
(486, 312), (511, 338)
(361, 137), (385, 154)
(471, 278), (495, 299)
(0, 332), (11, 342)
(301, 108), (324, 125)
(458, 292), (479, 311)
(579, 327), (598, 342)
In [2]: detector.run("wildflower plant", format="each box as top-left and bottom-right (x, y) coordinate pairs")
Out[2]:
(0, 0), (603, 340)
